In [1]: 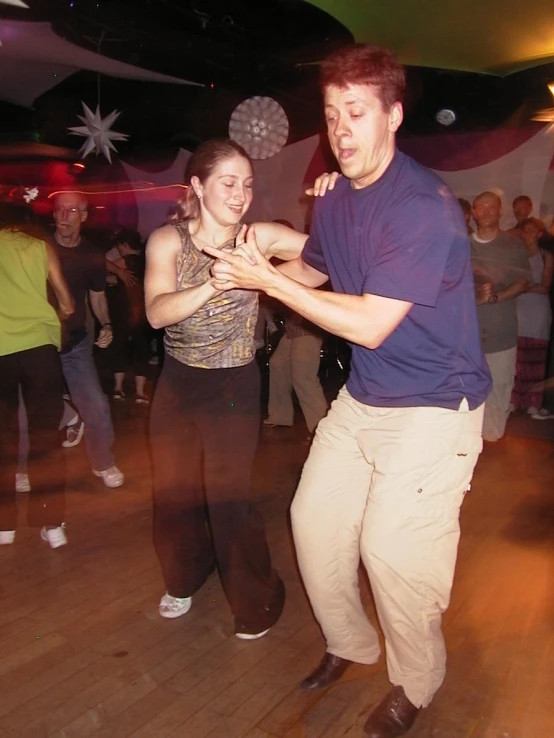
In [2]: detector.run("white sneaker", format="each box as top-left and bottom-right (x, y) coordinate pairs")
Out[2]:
(235, 628), (270, 641)
(0, 530), (16, 545)
(532, 408), (554, 420)
(527, 406), (539, 416)
(158, 593), (192, 619)
(15, 472), (31, 493)
(62, 419), (84, 448)
(40, 524), (67, 549)
(93, 465), (124, 488)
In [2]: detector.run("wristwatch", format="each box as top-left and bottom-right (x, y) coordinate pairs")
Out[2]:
(488, 294), (499, 304)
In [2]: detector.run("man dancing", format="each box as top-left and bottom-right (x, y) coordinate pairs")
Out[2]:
(208, 44), (491, 737)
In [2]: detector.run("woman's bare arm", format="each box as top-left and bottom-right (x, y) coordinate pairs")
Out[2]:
(144, 225), (221, 329)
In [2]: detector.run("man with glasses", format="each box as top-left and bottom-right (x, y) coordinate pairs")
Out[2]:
(51, 192), (124, 488)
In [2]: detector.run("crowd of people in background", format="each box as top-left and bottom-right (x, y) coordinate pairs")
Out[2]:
(467, 192), (554, 441)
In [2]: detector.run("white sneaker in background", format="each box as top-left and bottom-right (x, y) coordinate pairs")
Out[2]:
(158, 593), (192, 619)
(0, 530), (16, 545)
(531, 408), (554, 420)
(40, 524), (67, 549)
(92, 465), (124, 488)
(527, 406), (539, 416)
(235, 628), (270, 641)
(15, 472), (31, 493)
(62, 419), (84, 448)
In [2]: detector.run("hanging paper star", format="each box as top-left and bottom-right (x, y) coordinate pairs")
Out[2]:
(68, 103), (129, 163)
(23, 187), (39, 203)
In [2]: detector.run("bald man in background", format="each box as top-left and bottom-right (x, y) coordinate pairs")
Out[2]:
(470, 191), (531, 441)
(51, 192), (124, 488)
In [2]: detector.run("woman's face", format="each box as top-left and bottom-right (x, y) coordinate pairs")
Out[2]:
(194, 154), (254, 227)
(521, 222), (541, 248)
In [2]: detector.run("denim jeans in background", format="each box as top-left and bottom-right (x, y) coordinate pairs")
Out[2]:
(61, 336), (115, 471)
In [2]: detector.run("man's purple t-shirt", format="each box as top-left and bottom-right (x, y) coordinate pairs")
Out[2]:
(302, 150), (491, 410)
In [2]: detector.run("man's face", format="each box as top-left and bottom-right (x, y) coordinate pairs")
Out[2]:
(472, 195), (502, 230)
(513, 199), (532, 224)
(323, 83), (402, 190)
(53, 193), (87, 239)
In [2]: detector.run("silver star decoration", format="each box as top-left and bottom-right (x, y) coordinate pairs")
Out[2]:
(68, 103), (129, 163)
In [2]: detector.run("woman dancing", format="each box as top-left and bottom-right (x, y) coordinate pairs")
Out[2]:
(145, 139), (307, 638)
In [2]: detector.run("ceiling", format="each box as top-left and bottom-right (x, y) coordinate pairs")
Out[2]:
(306, 0), (554, 75)
(1, 0), (554, 168)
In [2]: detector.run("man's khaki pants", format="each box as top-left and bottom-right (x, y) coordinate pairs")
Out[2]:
(482, 346), (517, 442)
(291, 387), (484, 708)
(266, 334), (328, 433)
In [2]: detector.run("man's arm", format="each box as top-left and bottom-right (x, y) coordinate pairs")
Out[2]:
(526, 251), (553, 294)
(106, 258), (138, 287)
(45, 242), (75, 319)
(207, 238), (412, 350)
(277, 256), (329, 287)
(88, 289), (113, 348)
(267, 271), (412, 349)
(144, 225), (221, 329)
(493, 277), (529, 303)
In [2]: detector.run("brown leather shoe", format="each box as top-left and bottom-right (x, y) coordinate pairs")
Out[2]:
(300, 653), (352, 691)
(363, 686), (420, 737)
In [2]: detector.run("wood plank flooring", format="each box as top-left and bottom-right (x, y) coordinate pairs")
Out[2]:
(1, 402), (554, 738)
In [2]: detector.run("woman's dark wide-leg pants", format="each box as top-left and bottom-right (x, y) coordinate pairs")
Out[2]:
(150, 355), (284, 634)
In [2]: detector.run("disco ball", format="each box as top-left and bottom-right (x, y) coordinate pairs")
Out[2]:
(229, 96), (289, 160)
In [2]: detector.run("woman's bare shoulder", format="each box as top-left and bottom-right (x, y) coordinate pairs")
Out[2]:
(147, 223), (182, 251)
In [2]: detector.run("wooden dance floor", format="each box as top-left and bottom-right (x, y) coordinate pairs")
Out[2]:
(1, 398), (554, 738)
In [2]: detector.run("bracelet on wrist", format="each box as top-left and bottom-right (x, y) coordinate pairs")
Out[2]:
(102, 322), (112, 328)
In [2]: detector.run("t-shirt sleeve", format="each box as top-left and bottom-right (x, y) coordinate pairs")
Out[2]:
(88, 245), (107, 292)
(301, 232), (328, 275)
(363, 192), (453, 308)
(506, 238), (532, 283)
(301, 204), (329, 276)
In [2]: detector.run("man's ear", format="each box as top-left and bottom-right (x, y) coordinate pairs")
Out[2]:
(389, 102), (403, 132)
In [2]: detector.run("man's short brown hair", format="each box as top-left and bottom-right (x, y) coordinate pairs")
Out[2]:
(320, 44), (405, 110)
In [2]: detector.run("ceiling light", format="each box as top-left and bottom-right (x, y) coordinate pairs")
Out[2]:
(435, 109), (456, 126)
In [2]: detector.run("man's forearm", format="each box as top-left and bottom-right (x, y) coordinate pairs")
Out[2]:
(265, 270), (410, 350)
(496, 278), (529, 303)
(89, 291), (111, 325)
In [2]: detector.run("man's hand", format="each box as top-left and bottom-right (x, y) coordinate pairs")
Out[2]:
(475, 282), (493, 306)
(95, 325), (113, 348)
(117, 268), (138, 288)
(305, 171), (341, 197)
(204, 226), (276, 292)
